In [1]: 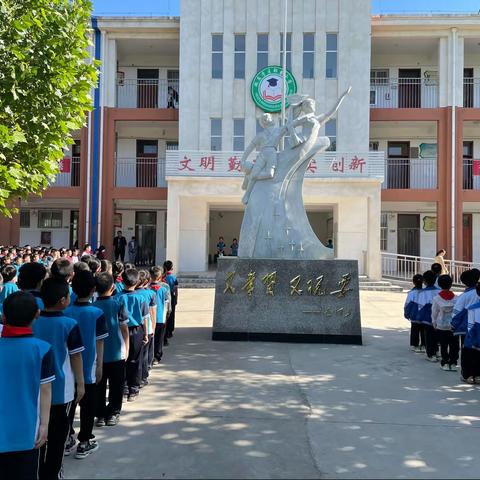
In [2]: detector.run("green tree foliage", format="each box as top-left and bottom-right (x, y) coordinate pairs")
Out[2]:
(0, 0), (98, 215)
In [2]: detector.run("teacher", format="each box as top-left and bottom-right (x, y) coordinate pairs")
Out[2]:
(113, 230), (127, 261)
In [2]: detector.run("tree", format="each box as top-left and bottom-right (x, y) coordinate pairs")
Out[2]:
(0, 0), (98, 216)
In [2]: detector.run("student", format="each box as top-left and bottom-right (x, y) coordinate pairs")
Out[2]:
(418, 270), (440, 362)
(431, 275), (458, 371)
(65, 270), (108, 459)
(18, 261), (47, 310)
(462, 283), (480, 383)
(0, 264), (18, 304)
(112, 261), (125, 295)
(163, 260), (178, 342)
(87, 257), (101, 275)
(0, 292), (55, 480)
(32, 278), (85, 478)
(404, 273), (424, 353)
(150, 266), (170, 363)
(431, 263), (442, 287)
(452, 269), (480, 343)
(136, 270), (157, 385)
(93, 273), (129, 427)
(100, 259), (113, 274)
(14, 255), (23, 273)
(230, 238), (239, 257)
(216, 236), (226, 257)
(119, 268), (150, 401)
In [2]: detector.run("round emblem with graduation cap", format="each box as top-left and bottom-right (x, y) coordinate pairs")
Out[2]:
(251, 65), (297, 112)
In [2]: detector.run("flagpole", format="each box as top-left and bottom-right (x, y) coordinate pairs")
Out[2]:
(280, 0), (287, 150)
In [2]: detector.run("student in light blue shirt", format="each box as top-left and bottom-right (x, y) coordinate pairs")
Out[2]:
(150, 265), (170, 363)
(163, 260), (178, 342)
(0, 265), (18, 306)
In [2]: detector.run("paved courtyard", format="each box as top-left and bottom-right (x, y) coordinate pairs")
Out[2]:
(66, 289), (480, 479)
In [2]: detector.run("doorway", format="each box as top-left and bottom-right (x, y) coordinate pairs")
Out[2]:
(463, 141), (473, 190)
(397, 214), (420, 257)
(69, 210), (79, 248)
(71, 140), (81, 187)
(463, 214), (473, 262)
(464, 68), (474, 108)
(135, 211), (157, 266)
(399, 68), (421, 108)
(136, 140), (158, 187)
(388, 141), (410, 189)
(137, 69), (159, 108)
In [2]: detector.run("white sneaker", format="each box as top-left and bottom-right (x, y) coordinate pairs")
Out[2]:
(410, 346), (417, 352)
(449, 364), (458, 371)
(414, 346), (423, 353)
(441, 364), (450, 371)
(426, 356), (438, 363)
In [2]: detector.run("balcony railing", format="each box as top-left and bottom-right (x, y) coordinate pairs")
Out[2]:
(382, 157), (437, 189)
(462, 158), (480, 189)
(370, 78), (438, 109)
(51, 157), (80, 187)
(463, 78), (480, 108)
(115, 157), (167, 188)
(116, 79), (179, 109)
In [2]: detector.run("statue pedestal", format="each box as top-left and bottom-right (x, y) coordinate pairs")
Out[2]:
(212, 257), (362, 344)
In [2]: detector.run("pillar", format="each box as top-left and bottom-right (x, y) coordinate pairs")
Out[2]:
(367, 190), (382, 280)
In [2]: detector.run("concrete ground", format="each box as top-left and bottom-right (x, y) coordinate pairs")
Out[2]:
(65, 289), (480, 479)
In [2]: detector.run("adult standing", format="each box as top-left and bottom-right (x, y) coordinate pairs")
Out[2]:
(434, 249), (449, 275)
(113, 231), (127, 262)
(128, 237), (138, 264)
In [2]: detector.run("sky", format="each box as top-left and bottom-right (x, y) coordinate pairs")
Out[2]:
(92, 0), (480, 16)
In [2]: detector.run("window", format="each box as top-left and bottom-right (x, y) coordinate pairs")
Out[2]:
(166, 141), (178, 151)
(211, 118), (222, 151)
(257, 34), (268, 71)
(303, 33), (315, 78)
(38, 210), (62, 229)
(380, 213), (388, 251)
(325, 119), (336, 151)
(212, 34), (223, 79)
(326, 33), (337, 78)
(279, 33), (292, 71)
(233, 119), (245, 151)
(234, 34), (245, 79)
(20, 210), (30, 228)
(371, 69), (389, 86)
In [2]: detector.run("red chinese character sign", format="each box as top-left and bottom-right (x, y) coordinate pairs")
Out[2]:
(59, 156), (71, 173)
(473, 160), (480, 176)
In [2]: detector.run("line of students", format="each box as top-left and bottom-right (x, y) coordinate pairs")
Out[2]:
(0, 255), (178, 480)
(405, 264), (480, 381)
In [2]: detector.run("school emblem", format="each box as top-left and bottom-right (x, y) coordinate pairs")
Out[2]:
(250, 66), (297, 112)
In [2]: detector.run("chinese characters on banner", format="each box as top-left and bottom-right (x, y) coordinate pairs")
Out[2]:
(174, 152), (368, 177)
(59, 157), (71, 173)
(473, 159), (480, 176)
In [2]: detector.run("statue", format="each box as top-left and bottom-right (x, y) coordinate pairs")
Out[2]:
(238, 87), (352, 260)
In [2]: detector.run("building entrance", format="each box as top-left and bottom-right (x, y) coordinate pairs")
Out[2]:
(135, 211), (157, 266)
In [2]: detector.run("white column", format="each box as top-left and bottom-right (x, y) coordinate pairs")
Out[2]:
(366, 190), (382, 280)
(104, 38), (117, 108)
(166, 182), (181, 271)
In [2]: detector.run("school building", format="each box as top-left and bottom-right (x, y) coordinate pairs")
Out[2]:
(3, 1), (480, 279)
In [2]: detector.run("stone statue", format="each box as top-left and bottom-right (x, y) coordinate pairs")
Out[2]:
(238, 87), (352, 260)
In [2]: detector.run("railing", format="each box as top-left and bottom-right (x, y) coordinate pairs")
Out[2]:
(115, 157), (167, 188)
(382, 157), (437, 189)
(51, 157), (81, 187)
(463, 78), (480, 108)
(166, 151), (385, 180)
(116, 79), (179, 109)
(462, 158), (480, 190)
(370, 78), (438, 108)
(382, 252), (473, 286)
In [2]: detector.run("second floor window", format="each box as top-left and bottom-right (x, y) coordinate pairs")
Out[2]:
(326, 119), (336, 151)
(234, 34), (246, 79)
(233, 119), (245, 151)
(38, 210), (62, 228)
(326, 33), (337, 79)
(303, 33), (315, 78)
(211, 118), (222, 151)
(257, 34), (268, 71)
(212, 34), (223, 79)
(280, 33), (292, 72)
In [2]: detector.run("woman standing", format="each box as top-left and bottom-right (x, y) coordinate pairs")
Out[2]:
(434, 249), (449, 275)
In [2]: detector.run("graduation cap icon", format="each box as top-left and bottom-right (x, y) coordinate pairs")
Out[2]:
(266, 77), (279, 87)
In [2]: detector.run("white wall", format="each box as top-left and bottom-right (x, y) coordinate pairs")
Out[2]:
(20, 209), (71, 248)
(473, 213), (480, 264)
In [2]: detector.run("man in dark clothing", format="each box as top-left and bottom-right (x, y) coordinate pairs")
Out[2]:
(113, 231), (127, 262)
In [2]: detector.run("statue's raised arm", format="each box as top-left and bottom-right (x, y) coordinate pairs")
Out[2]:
(315, 86), (352, 127)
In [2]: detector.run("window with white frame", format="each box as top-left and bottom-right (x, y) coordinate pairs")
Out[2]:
(233, 119), (245, 151)
(211, 118), (222, 151)
(257, 34), (268, 71)
(325, 119), (336, 151)
(166, 141), (178, 151)
(234, 34), (246, 79)
(212, 34), (223, 79)
(279, 33), (292, 71)
(326, 33), (337, 79)
(380, 213), (388, 251)
(38, 210), (62, 228)
(303, 33), (315, 78)
(370, 69), (389, 86)
(20, 210), (30, 228)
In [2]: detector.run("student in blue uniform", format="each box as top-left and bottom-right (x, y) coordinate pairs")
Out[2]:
(119, 268), (150, 401)
(404, 274), (424, 353)
(150, 266), (170, 363)
(93, 273), (129, 427)
(113, 261), (125, 295)
(18, 261), (47, 310)
(137, 270), (157, 386)
(418, 270), (440, 362)
(0, 265), (18, 305)
(452, 269), (480, 343)
(33, 278), (85, 478)
(65, 270), (108, 459)
(163, 260), (178, 342)
(0, 292), (55, 480)
(462, 283), (480, 383)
